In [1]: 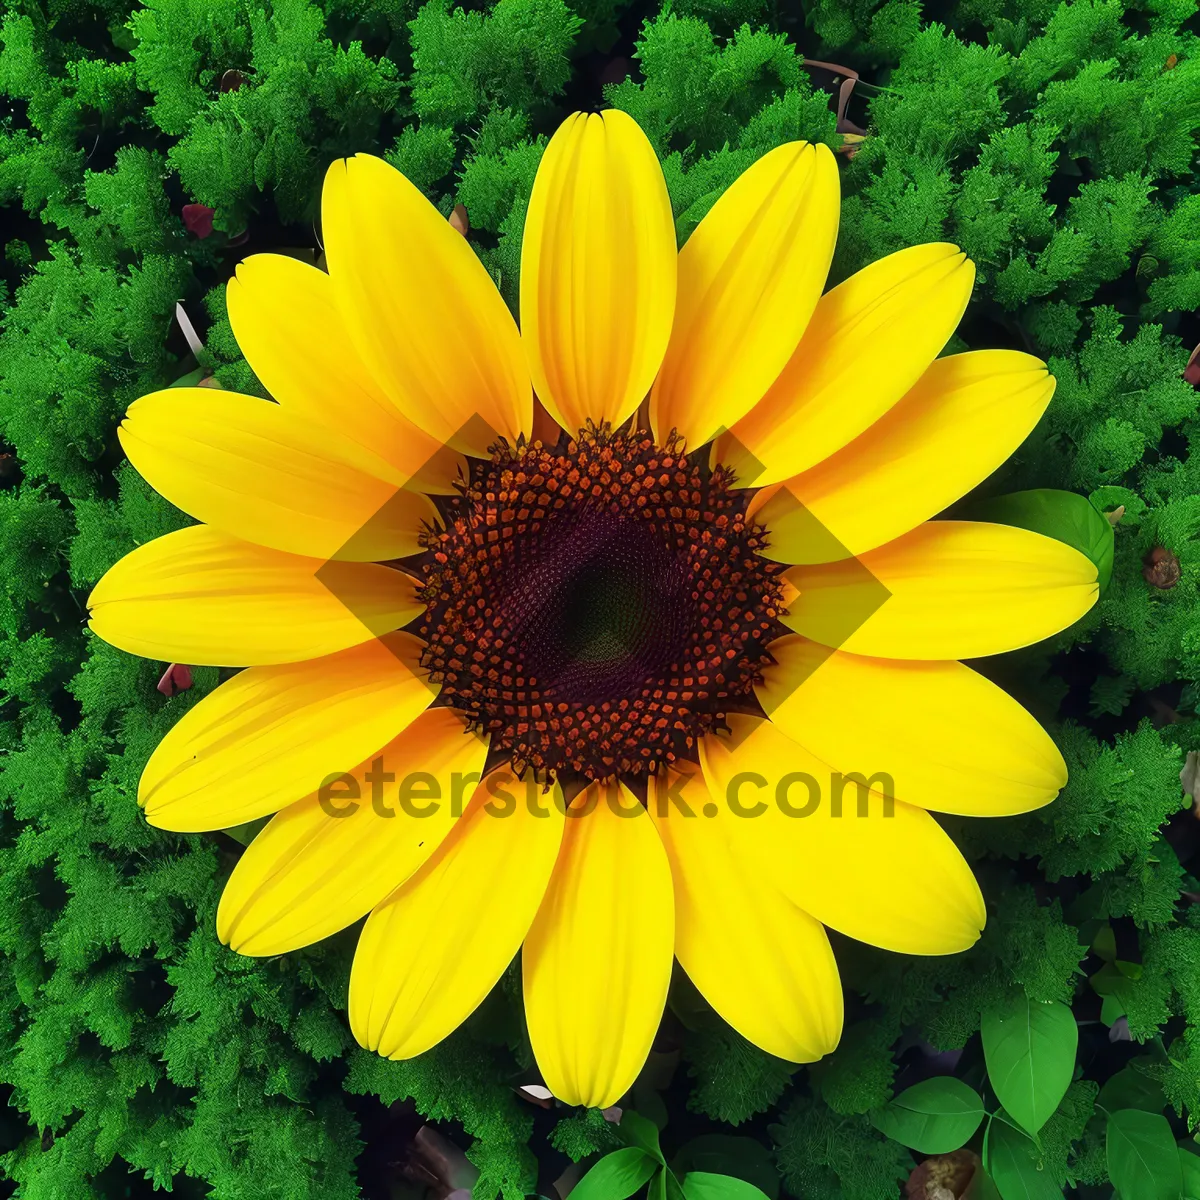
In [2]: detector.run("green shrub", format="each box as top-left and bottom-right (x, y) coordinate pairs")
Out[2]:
(1, 0), (1197, 1196)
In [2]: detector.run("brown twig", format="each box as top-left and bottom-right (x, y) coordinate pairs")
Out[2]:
(802, 58), (868, 136)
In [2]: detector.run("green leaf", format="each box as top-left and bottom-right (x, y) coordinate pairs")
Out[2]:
(672, 1135), (779, 1199)
(169, 366), (208, 388)
(869, 1077), (985, 1153)
(964, 488), (1114, 592)
(1098, 1066), (1167, 1114)
(648, 1170), (688, 1200)
(1106, 1109), (1183, 1200)
(570, 1148), (658, 1200)
(981, 996), (1078, 1135)
(630, 1077), (670, 1131)
(1092, 961), (1142, 1028)
(1179, 1145), (1200, 1200)
(984, 1116), (1064, 1200)
(619, 1110), (666, 1162)
(1100, 992), (1128, 1027)
(681, 1172), (773, 1200)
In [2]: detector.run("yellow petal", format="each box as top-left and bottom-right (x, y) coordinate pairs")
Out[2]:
(783, 520), (1099, 658)
(650, 141), (839, 449)
(759, 636), (1067, 817)
(322, 154), (531, 455)
(523, 783), (674, 1108)
(140, 634), (437, 832)
(217, 708), (487, 956)
(719, 243), (976, 485)
(521, 111), (676, 436)
(351, 769), (565, 1060)
(754, 351), (1057, 564)
(88, 525), (420, 667)
(226, 253), (465, 494)
(648, 763), (842, 1062)
(698, 715), (985, 954)
(119, 389), (437, 561)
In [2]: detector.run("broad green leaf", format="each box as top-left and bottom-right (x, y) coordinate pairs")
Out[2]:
(649, 1170), (688, 1200)
(672, 1135), (779, 1199)
(1091, 922), (1118, 962)
(1106, 1109), (1183, 1200)
(870, 1076), (985, 1153)
(984, 1116), (1064, 1200)
(619, 1110), (665, 1162)
(630, 1078), (670, 1131)
(1179, 1144), (1200, 1200)
(682, 1172), (773, 1200)
(965, 488), (1114, 592)
(1092, 961), (1141, 1029)
(1100, 993), (1127, 1026)
(982, 996), (1077, 1135)
(570, 1148), (658, 1200)
(169, 367), (208, 388)
(1098, 1065), (1167, 1114)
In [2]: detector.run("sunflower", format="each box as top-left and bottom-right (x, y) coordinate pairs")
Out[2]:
(88, 109), (1099, 1109)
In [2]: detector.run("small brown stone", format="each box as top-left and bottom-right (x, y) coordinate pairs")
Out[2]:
(449, 203), (469, 236)
(220, 69), (246, 92)
(1143, 545), (1181, 589)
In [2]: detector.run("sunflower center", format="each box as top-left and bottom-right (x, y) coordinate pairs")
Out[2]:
(417, 426), (786, 782)
(504, 506), (690, 705)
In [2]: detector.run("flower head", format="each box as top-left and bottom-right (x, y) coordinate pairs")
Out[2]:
(88, 110), (1098, 1108)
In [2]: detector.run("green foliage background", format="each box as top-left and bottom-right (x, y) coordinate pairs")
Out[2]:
(0, 0), (1198, 1196)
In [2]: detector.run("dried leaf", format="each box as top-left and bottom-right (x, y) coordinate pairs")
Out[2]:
(553, 1161), (586, 1199)
(837, 133), (866, 159)
(1181, 750), (1200, 800)
(174, 302), (205, 357)
(517, 1083), (555, 1107)
(156, 663), (194, 697)
(802, 59), (867, 134)
(410, 1125), (479, 1196)
(181, 203), (215, 239)
(1184, 342), (1200, 387)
